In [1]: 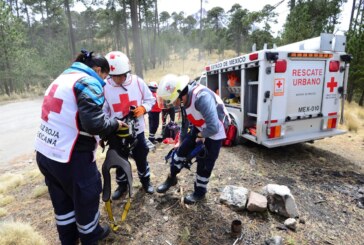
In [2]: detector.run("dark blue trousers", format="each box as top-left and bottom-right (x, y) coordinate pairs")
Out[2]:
(148, 111), (160, 140)
(173, 127), (223, 196)
(116, 132), (151, 186)
(36, 151), (103, 245)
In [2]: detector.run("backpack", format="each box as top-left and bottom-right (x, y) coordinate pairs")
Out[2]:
(162, 121), (180, 140)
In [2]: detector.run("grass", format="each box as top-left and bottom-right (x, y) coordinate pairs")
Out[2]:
(144, 49), (236, 83)
(0, 208), (6, 217)
(32, 185), (48, 198)
(0, 195), (15, 207)
(25, 169), (43, 180)
(0, 222), (46, 245)
(344, 102), (362, 132)
(0, 173), (24, 194)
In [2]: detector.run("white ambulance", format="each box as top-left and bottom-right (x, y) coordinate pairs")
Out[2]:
(204, 33), (351, 147)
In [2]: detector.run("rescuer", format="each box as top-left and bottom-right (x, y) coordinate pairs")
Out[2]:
(156, 74), (230, 204)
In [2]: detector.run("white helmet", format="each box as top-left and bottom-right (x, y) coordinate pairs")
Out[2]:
(105, 51), (131, 75)
(148, 81), (158, 89)
(157, 74), (190, 105)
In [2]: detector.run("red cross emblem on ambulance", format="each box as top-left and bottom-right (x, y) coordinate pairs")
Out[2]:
(41, 84), (63, 122)
(327, 77), (338, 93)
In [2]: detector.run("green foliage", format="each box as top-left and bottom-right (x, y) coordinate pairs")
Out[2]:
(282, 0), (345, 44)
(0, 0), (362, 103)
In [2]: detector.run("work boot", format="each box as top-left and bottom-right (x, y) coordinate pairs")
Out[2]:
(148, 137), (155, 143)
(112, 185), (128, 200)
(156, 175), (177, 193)
(142, 181), (154, 194)
(183, 192), (205, 204)
(97, 224), (111, 241)
(90, 224), (110, 245)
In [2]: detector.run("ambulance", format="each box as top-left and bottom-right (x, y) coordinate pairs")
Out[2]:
(204, 33), (351, 147)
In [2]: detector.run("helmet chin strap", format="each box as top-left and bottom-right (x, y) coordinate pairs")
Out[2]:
(119, 72), (131, 91)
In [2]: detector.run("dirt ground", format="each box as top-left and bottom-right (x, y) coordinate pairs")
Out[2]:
(2, 128), (364, 245)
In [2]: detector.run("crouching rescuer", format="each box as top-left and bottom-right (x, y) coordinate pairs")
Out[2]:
(156, 74), (230, 204)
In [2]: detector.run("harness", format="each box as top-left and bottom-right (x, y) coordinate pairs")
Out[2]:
(102, 106), (138, 231)
(165, 141), (207, 171)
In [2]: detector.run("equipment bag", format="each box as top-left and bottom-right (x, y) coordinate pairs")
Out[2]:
(162, 121), (180, 140)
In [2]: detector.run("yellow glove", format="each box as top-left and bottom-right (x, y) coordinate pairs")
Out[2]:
(133, 105), (146, 117)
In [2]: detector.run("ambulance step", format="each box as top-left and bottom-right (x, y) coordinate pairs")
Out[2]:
(261, 129), (346, 148)
(247, 113), (257, 117)
(242, 133), (257, 143)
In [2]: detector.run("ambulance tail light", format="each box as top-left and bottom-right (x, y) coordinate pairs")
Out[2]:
(205, 66), (210, 72)
(268, 125), (281, 139)
(329, 60), (340, 72)
(249, 53), (258, 61)
(327, 118), (337, 129)
(275, 59), (287, 73)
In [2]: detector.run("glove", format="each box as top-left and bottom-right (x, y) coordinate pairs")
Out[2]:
(133, 106), (146, 117)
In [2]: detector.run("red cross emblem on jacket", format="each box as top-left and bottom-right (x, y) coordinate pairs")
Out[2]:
(112, 93), (137, 116)
(41, 84), (63, 122)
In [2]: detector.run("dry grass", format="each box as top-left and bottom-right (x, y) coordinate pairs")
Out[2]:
(343, 101), (364, 132)
(0, 208), (7, 217)
(144, 49), (236, 83)
(0, 222), (46, 245)
(25, 169), (43, 180)
(0, 195), (15, 207)
(32, 185), (48, 198)
(0, 173), (24, 194)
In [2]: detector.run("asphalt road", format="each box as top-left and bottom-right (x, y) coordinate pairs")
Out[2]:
(0, 98), (43, 166)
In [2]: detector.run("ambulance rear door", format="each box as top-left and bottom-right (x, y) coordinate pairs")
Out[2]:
(286, 60), (325, 119)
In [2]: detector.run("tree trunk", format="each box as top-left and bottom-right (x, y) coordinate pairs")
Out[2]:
(144, 4), (151, 70)
(347, 81), (354, 102)
(359, 88), (364, 106)
(64, 0), (76, 58)
(151, 0), (157, 69)
(198, 0), (203, 60)
(138, 3), (145, 67)
(115, 16), (121, 50)
(130, 0), (143, 77)
(122, 0), (130, 57)
(349, 0), (356, 32)
(290, 0), (295, 10)
(15, 0), (19, 18)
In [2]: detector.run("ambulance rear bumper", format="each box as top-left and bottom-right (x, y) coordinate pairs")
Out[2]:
(261, 129), (346, 148)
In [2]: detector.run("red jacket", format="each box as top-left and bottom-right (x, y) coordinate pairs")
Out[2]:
(150, 92), (162, 112)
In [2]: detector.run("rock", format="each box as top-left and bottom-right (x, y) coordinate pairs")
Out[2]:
(262, 184), (299, 218)
(357, 197), (364, 209)
(247, 191), (267, 212)
(220, 185), (249, 211)
(284, 218), (297, 231)
(265, 235), (283, 245)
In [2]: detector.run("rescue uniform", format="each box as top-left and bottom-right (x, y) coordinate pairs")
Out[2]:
(172, 83), (230, 197)
(35, 62), (119, 245)
(148, 91), (162, 142)
(103, 74), (155, 188)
